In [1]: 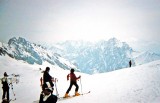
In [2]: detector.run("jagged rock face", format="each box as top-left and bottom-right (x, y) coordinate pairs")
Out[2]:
(0, 47), (5, 55)
(0, 42), (7, 56)
(0, 37), (78, 71)
(7, 37), (42, 64)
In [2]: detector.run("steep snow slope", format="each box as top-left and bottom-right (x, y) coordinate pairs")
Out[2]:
(0, 56), (160, 103)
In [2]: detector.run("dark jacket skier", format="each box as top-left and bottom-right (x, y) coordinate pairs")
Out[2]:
(1, 72), (10, 101)
(64, 69), (81, 98)
(43, 67), (54, 92)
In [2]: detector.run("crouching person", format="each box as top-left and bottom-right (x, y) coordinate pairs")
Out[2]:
(39, 83), (57, 103)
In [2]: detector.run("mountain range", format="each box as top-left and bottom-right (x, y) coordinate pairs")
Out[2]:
(0, 37), (160, 74)
(46, 38), (134, 74)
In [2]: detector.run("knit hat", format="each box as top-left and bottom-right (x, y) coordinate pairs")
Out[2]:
(71, 68), (74, 73)
(4, 72), (8, 77)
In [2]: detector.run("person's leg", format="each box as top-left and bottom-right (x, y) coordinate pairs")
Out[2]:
(73, 82), (79, 92)
(7, 89), (9, 101)
(73, 82), (80, 96)
(2, 89), (6, 100)
(66, 82), (73, 94)
(64, 82), (74, 97)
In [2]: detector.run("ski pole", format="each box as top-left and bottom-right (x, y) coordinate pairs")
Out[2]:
(10, 83), (16, 100)
(80, 77), (83, 94)
(54, 78), (59, 97)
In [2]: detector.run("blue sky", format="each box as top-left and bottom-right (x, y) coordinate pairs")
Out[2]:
(0, 0), (160, 48)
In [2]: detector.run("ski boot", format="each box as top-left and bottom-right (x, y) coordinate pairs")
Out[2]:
(64, 93), (70, 98)
(75, 91), (80, 96)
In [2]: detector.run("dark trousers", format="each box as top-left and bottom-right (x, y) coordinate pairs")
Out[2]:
(66, 81), (79, 93)
(2, 88), (9, 100)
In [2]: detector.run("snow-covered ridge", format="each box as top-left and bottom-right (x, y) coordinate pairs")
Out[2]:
(0, 37), (78, 71)
(134, 51), (160, 65)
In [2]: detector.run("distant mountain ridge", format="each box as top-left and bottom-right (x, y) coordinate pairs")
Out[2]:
(0, 37), (78, 71)
(43, 38), (135, 74)
(44, 38), (160, 74)
(1, 37), (160, 74)
(134, 51), (160, 65)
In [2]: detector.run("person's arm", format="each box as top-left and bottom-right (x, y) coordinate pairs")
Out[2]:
(76, 75), (81, 80)
(48, 73), (55, 82)
(48, 73), (52, 79)
(67, 74), (70, 81)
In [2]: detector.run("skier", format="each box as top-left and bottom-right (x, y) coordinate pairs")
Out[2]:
(1, 72), (10, 102)
(39, 83), (57, 103)
(64, 68), (81, 98)
(129, 60), (132, 67)
(43, 67), (54, 93)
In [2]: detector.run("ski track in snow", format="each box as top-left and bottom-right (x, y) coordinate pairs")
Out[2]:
(0, 56), (160, 103)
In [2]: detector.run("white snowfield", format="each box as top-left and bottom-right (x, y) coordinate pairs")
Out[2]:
(0, 55), (160, 103)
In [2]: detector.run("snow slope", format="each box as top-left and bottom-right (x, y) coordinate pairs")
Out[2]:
(0, 56), (160, 103)
(134, 51), (160, 65)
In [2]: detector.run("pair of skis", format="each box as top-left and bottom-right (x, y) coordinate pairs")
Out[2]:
(32, 91), (90, 103)
(58, 91), (91, 101)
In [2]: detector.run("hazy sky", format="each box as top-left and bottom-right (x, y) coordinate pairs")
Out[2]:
(0, 0), (160, 44)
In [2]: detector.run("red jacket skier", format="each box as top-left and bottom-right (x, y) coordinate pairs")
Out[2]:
(64, 69), (81, 98)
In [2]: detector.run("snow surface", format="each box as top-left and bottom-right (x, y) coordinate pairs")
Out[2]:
(0, 55), (160, 103)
